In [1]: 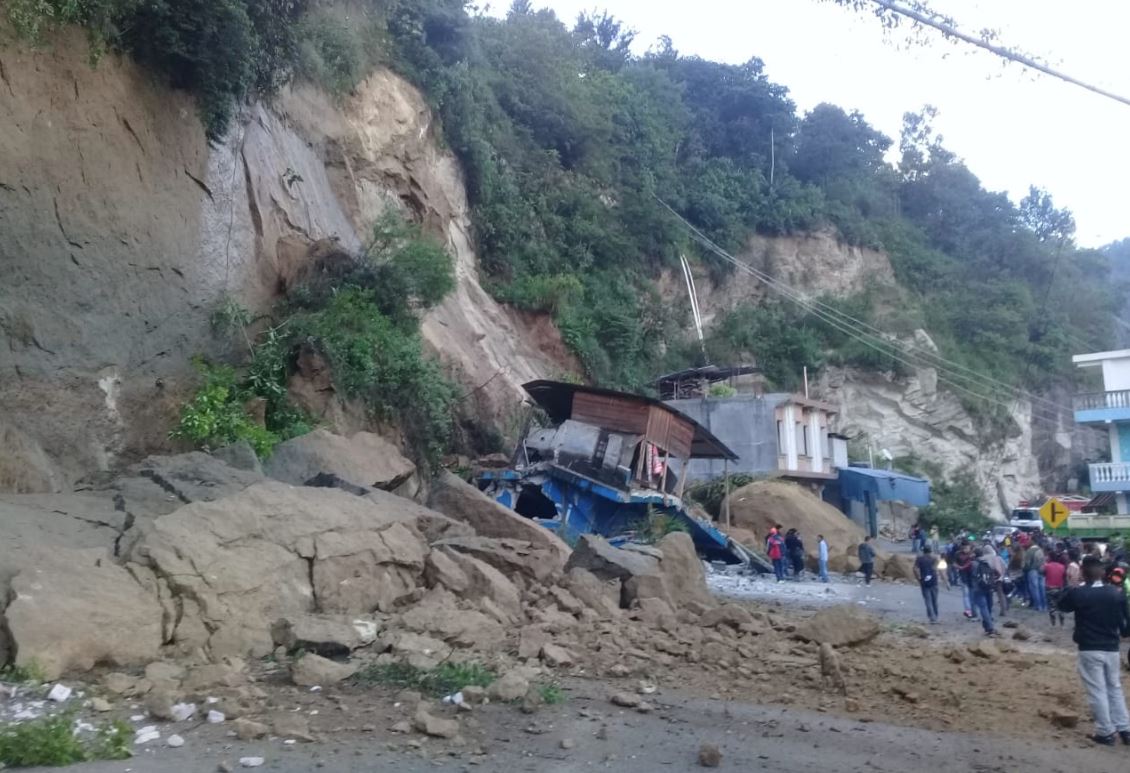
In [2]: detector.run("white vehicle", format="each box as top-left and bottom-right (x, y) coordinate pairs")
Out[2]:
(1008, 507), (1043, 531)
(987, 525), (1018, 545)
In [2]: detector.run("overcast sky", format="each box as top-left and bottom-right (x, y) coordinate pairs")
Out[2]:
(488, 0), (1130, 248)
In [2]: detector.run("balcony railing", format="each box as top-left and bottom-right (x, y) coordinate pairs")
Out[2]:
(1074, 389), (1130, 411)
(1090, 462), (1130, 491)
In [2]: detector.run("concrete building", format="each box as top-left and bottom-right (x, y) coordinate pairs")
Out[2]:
(667, 393), (846, 485)
(1073, 349), (1130, 513)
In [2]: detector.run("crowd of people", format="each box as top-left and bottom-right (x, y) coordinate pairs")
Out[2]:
(763, 522), (1130, 745)
(911, 526), (1130, 746)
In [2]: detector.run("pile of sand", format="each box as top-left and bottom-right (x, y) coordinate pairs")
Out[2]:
(723, 479), (865, 562)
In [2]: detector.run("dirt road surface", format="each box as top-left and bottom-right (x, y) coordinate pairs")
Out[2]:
(33, 679), (1123, 773)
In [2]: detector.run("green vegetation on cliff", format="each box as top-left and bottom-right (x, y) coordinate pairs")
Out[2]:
(9, 0), (1122, 405)
(173, 212), (457, 463)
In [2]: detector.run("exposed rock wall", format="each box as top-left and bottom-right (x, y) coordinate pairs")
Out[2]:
(0, 34), (567, 491)
(817, 364), (1042, 517)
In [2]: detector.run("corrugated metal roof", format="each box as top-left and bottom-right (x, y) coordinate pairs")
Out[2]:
(838, 466), (931, 506)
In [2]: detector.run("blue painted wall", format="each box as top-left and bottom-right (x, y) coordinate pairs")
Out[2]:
(1119, 424), (1130, 462)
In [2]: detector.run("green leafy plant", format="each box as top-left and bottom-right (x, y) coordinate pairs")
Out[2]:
(296, 10), (366, 95)
(538, 681), (565, 705)
(170, 361), (281, 458)
(353, 661), (495, 696)
(0, 712), (131, 767)
(633, 509), (689, 544)
(0, 660), (46, 685)
(686, 473), (758, 519)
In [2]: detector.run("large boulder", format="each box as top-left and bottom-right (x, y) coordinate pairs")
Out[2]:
(724, 480), (865, 564)
(128, 481), (431, 658)
(264, 429), (416, 493)
(4, 547), (164, 679)
(435, 535), (563, 585)
(882, 552), (917, 582)
(427, 473), (570, 565)
(654, 532), (713, 608)
(792, 605), (880, 647)
(565, 534), (660, 582)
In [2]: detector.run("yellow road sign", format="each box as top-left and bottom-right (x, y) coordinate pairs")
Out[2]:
(1039, 497), (1070, 529)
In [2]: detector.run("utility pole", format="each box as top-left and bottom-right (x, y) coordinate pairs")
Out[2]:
(769, 128), (776, 189)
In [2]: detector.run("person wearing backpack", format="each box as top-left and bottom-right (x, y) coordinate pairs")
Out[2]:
(766, 528), (786, 583)
(972, 545), (1000, 636)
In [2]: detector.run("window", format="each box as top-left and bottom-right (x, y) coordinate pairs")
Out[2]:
(795, 422), (808, 457)
(777, 420), (785, 450)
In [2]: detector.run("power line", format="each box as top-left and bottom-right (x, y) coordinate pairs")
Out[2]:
(653, 196), (1087, 423)
(846, 0), (1130, 108)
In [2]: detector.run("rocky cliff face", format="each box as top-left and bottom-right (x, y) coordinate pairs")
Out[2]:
(0, 32), (1074, 507)
(668, 233), (1068, 516)
(0, 33), (567, 491)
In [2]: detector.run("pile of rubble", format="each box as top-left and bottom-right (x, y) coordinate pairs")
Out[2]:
(0, 428), (787, 749)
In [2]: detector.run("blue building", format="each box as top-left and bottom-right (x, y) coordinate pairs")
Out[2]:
(1073, 349), (1130, 513)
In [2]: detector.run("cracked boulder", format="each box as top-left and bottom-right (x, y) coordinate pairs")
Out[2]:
(128, 481), (430, 659)
(427, 472), (570, 565)
(4, 547), (164, 679)
(264, 429), (417, 494)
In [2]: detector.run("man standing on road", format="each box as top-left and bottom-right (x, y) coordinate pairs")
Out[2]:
(914, 545), (945, 624)
(817, 534), (829, 583)
(956, 542), (976, 619)
(1056, 555), (1130, 746)
(858, 536), (876, 586)
(1024, 540), (1047, 612)
(972, 546), (1000, 636)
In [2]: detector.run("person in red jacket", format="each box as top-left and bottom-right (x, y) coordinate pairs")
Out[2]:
(1045, 552), (1067, 626)
(766, 527), (786, 583)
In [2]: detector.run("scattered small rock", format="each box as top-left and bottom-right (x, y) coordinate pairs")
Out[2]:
(488, 671), (529, 702)
(291, 653), (356, 687)
(234, 718), (268, 740)
(90, 697), (113, 712)
(610, 692), (641, 708)
(461, 685), (487, 704)
(968, 641), (1000, 660)
(207, 709), (226, 724)
(1002, 620), (1019, 629)
(171, 702), (197, 722)
(540, 643), (576, 668)
(1012, 627), (1033, 641)
(218, 762), (234, 773)
(698, 743), (722, 767)
(271, 712), (316, 743)
(844, 698), (860, 713)
(636, 701), (654, 714)
(561, 738), (576, 750)
(167, 734), (185, 748)
(414, 706), (460, 739)
(607, 663), (631, 678)
(390, 719), (412, 734)
(47, 684), (72, 703)
(134, 726), (160, 745)
(904, 625), (929, 639)
(239, 758), (265, 769)
(1049, 710), (1079, 729)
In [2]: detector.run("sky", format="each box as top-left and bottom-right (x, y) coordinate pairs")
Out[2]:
(487, 0), (1130, 248)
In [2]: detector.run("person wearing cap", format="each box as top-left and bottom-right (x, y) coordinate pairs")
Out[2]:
(1056, 555), (1130, 746)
